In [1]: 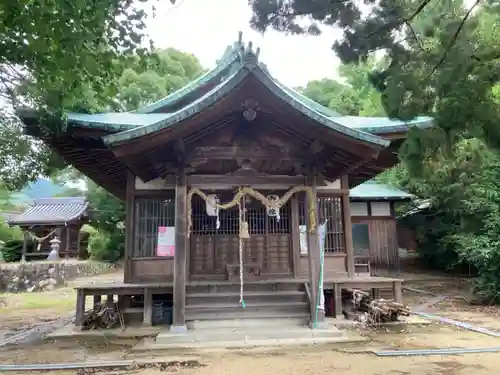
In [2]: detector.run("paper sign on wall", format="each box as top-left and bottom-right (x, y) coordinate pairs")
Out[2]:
(157, 226), (175, 257)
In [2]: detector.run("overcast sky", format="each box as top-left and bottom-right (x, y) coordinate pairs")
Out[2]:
(147, 0), (343, 87)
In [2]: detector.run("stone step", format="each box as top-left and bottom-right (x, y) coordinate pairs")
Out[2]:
(154, 325), (345, 345)
(186, 291), (307, 305)
(187, 317), (310, 330)
(186, 308), (309, 322)
(132, 336), (352, 351)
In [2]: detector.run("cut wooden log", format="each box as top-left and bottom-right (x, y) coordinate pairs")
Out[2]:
(345, 289), (411, 324)
(81, 302), (122, 330)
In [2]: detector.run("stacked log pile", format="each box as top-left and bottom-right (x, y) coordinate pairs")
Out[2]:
(343, 289), (411, 324)
(81, 302), (124, 330)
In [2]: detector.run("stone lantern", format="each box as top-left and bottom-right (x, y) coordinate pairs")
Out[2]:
(47, 237), (61, 261)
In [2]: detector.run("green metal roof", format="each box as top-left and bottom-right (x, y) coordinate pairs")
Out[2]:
(101, 34), (391, 147)
(350, 180), (414, 201)
(334, 116), (434, 134)
(17, 32), (434, 145)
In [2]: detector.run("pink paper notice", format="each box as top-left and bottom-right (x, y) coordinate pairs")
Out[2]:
(156, 226), (175, 257)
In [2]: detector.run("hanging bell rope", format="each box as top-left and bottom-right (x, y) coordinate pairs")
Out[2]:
(186, 185), (317, 238)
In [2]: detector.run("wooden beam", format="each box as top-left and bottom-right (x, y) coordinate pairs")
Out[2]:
(341, 174), (355, 277)
(187, 174), (325, 187)
(186, 145), (304, 162)
(171, 167), (187, 332)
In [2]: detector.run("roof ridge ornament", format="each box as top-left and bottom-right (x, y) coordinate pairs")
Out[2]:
(233, 32), (260, 69)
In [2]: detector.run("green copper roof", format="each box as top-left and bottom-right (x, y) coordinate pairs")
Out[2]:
(101, 34), (391, 147)
(350, 180), (414, 200)
(335, 116), (434, 134)
(17, 32), (434, 145)
(102, 69), (247, 145)
(134, 42), (243, 114)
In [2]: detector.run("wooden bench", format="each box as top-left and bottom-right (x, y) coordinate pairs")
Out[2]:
(226, 263), (261, 281)
(74, 283), (174, 329)
(328, 277), (403, 318)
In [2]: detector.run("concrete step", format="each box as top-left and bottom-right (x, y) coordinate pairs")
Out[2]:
(187, 317), (310, 330)
(154, 325), (345, 345)
(186, 291), (307, 305)
(186, 308), (309, 322)
(131, 335), (353, 351)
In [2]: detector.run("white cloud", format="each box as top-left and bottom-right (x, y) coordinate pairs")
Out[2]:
(147, 0), (343, 87)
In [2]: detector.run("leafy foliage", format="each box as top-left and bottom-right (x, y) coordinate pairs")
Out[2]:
(251, 0), (500, 302)
(299, 57), (386, 116)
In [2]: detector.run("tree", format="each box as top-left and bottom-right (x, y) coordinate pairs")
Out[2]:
(0, 48), (203, 191)
(248, 1), (500, 151)
(0, 0), (176, 109)
(299, 57), (385, 116)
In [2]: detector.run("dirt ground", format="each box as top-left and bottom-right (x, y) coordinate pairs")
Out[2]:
(3, 272), (500, 375)
(0, 270), (122, 333)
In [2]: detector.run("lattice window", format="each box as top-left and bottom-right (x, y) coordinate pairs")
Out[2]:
(133, 198), (175, 257)
(299, 196), (345, 253)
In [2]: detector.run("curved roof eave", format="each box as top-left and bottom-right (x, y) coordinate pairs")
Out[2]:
(252, 66), (390, 148)
(134, 44), (242, 114)
(102, 68), (251, 145)
(334, 116), (434, 134)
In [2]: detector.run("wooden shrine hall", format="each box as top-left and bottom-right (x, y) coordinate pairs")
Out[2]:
(18, 33), (433, 332)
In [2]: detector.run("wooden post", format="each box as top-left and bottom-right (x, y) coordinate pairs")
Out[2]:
(341, 174), (355, 277)
(143, 288), (152, 326)
(93, 295), (101, 306)
(65, 226), (70, 260)
(306, 175), (325, 327)
(393, 281), (403, 303)
(75, 289), (85, 328)
(124, 171), (135, 283)
(334, 283), (342, 318)
(171, 168), (187, 333)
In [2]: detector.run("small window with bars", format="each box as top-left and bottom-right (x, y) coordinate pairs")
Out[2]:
(133, 197), (175, 257)
(299, 196), (345, 253)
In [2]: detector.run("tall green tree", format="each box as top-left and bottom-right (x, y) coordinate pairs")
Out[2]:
(0, 49), (203, 191)
(299, 58), (385, 116)
(248, 0), (500, 153)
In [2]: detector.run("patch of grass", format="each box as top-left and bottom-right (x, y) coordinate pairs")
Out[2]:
(0, 288), (76, 312)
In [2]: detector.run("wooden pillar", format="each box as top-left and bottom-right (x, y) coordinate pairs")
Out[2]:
(334, 283), (342, 318)
(306, 175), (324, 326)
(65, 226), (70, 259)
(124, 172), (135, 283)
(341, 174), (355, 277)
(171, 168), (187, 332)
(143, 288), (152, 326)
(393, 281), (403, 303)
(75, 289), (85, 328)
